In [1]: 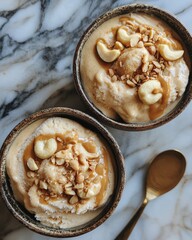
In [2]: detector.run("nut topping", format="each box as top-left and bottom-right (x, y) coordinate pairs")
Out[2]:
(27, 171), (35, 178)
(34, 138), (57, 159)
(55, 150), (66, 159)
(114, 41), (124, 50)
(137, 41), (144, 48)
(117, 26), (141, 46)
(158, 44), (184, 61)
(27, 158), (38, 171)
(152, 61), (161, 68)
(74, 183), (84, 189)
(148, 45), (156, 55)
(130, 34), (141, 47)
(69, 160), (79, 171)
(69, 195), (78, 204)
(111, 75), (117, 82)
(39, 180), (48, 190)
(76, 173), (85, 184)
(96, 40), (121, 62)
(30, 132), (106, 203)
(142, 62), (149, 73)
(56, 158), (65, 165)
(108, 68), (114, 77)
(65, 188), (76, 196)
(126, 80), (135, 88)
(77, 181), (101, 199)
(138, 80), (163, 105)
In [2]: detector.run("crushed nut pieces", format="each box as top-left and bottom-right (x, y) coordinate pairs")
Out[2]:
(95, 15), (183, 93)
(24, 131), (107, 206)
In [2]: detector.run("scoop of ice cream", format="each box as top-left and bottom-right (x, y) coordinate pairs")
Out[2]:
(162, 58), (189, 103)
(112, 47), (149, 76)
(95, 70), (150, 122)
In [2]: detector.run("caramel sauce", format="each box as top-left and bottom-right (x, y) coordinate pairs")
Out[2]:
(94, 26), (119, 70)
(149, 76), (170, 120)
(23, 141), (37, 171)
(39, 196), (48, 205)
(95, 147), (109, 206)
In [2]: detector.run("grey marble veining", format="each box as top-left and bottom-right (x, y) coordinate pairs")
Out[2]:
(0, 0), (192, 240)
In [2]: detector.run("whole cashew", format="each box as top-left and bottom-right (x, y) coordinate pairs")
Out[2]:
(96, 40), (121, 62)
(158, 44), (184, 61)
(34, 138), (57, 159)
(117, 27), (141, 47)
(138, 80), (163, 105)
(77, 181), (101, 199)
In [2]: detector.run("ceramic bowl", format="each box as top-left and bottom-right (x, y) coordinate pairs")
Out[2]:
(73, 4), (192, 131)
(0, 107), (125, 237)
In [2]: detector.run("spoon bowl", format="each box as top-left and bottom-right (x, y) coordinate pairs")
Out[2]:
(146, 150), (186, 200)
(116, 149), (186, 240)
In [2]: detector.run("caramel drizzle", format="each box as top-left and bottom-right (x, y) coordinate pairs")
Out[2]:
(149, 76), (170, 120)
(95, 147), (109, 206)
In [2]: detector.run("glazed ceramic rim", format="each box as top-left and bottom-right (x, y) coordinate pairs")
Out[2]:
(73, 4), (192, 131)
(0, 107), (125, 237)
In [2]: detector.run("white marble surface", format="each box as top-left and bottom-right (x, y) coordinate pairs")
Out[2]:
(0, 0), (192, 239)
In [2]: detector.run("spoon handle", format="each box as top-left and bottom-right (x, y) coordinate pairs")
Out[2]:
(115, 198), (148, 240)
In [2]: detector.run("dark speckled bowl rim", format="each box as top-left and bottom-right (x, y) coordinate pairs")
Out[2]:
(0, 107), (125, 238)
(73, 4), (192, 131)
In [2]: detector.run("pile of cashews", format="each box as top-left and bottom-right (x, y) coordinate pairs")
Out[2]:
(96, 26), (184, 63)
(26, 132), (106, 203)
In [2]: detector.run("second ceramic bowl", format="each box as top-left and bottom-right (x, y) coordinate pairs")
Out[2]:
(0, 107), (125, 237)
(73, 4), (192, 131)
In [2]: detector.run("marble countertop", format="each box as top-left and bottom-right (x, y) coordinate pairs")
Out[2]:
(0, 0), (192, 239)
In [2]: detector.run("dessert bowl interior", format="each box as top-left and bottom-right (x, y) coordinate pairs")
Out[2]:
(0, 107), (125, 237)
(73, 4), (192, 131)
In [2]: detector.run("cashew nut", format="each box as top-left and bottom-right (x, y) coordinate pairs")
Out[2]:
(77, 181), (101, 199)
(55, 158), (65, 165)
(158, 44), (184, 61)
(65, 188), (76, 196)
(78, 154), (89, 172)
(76, 173), (85, 183)
(56, 148), (73, 161)
(96, 40), (121, 62)
(117, 27), (141, 47)
(27, 157), (38, 171)
(138, 80), (163, 105)
(34, 138), (57, 159)
(39, 180), (48, 190)
(69, 195), (78, 204)
(69, 160), (79, 171)
(114, 41), (124, 50)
